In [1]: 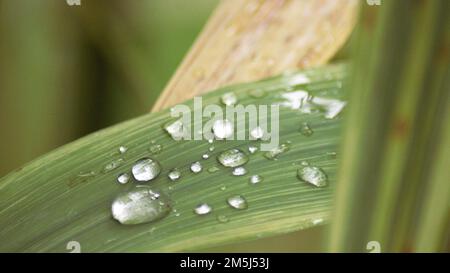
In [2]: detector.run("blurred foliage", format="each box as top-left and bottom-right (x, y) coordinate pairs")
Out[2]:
(0, 0), (218, 176)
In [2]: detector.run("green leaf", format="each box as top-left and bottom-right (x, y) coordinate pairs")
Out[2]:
(0, 64), (347, 252)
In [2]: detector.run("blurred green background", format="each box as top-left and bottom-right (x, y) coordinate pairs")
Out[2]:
(0, 0), (219, 177)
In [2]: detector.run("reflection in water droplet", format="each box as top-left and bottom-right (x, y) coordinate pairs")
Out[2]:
(202, 153), (209, 159)
(299, 122), (313, 136)
(227, 195), (248, 210)
(218, 149), (249, 167)
(249, 175), (263, 184)
(264, 143), (291, 160)
(212, 119), (234, 139)
(194, 203), (212, 215)
(190, 161), (203, 173)
(221, 92), (238, 106)
(132, 158), (161, 182)
(297, 166), (328, 187)
(168, 169), (181, 181)
(117, 173), (130, 184)
(103, 158), (125, 173)
(232, 167), (247, 176)
(217, 215), (229, 223)
(111, 187), (171, 225)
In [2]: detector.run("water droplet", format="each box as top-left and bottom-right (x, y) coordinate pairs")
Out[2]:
(207, 166), (220, 173)
(218, 148), (249, 167)
(227, 195), (248, 210)
(249, 175), (263, 184)
(248, 146), (258, 154)
(326, 151), (337, 159)
(103, 158), (125, 173)
(217, 215), (229, 223)
(164, 119), (186, 140)
(301, 161), (309, 166)
(111, 187), (171, 225)
(194, 203), (212, 215)
(212, 119), (234, 139)
(232, 167), (247, 176)
(149, 144), (163, 154)
(77, 171), (96, 177)
(190, 161), (203, 173)
(119, 146), (128, 154)
(250, 126), (265, 140)
(221, 92), (238, 106)
(220, 185), (227, 191)
(311, 97), (346, 119)
(297, 166), (328, 187)
(132, 158), (161, 182)
(299, 122), (313, 136)
(117, 173), (130, 184)
(208, 146), (215, 152)
(208, 139), (214, 144)
(312, 218), (324, 225)
(263, 143), (291, 160)
(248, 89), (266, 98)
(168, 169), (181, 181)
(202, 153), (209, 159)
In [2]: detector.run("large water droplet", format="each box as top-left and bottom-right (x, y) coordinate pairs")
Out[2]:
(250, 126), (265, 140)
(263, 143), (291, 160)
(299, 122), (313, 136)
(249, 175), (263, 184)
(117, 173), (130, 184)
(221, 92), (238, 106)
(212, 119), (234, 139)
(190, 161), (203, 173)
(194, 203), (212, 215)
(168, 169), (181, 181)
(111, 187), (171, 225)
(297, 166), (328, 187)
(218, 148), (249, 167)
(132, 158), (161, 182)
(232, 167), (247, 176)
(227, 195), (248, 210)
(103, 158), (125, 173)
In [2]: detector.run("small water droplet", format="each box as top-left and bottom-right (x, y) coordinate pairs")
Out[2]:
(299, 122), (313, 136)
(221, 92), (238, 106)
(312, 218), (324, 225)
(117, 173), (130, 184)
(250, 126), (265, 140)
(103, 158), (125, 173)
(190, 161), (203, 173)
(217, 215), (229, 223)
(248, 89), (266, 98)
(207, 166), (220, 173)
(212, 119), (234, 139)
(263, 143), (291, 160)
(168, 169), (181, 181)
(249, 175), (263, 184)
(208, 139), (214, 144)
(218, 148), (249, 167)
(232, 167), (247, 176)
(227, 195), (248, 210)
(132, 158), (161, 182)
(248, 146), (258, 154)
(77, 171), (96, 177)
(297, 166), (328, 187)
(220, 185), (227, 191)
(326, 151), (337, 159)
(301, 161), (309, 166)
(194, 203), (212, 215)
(208, 146), (215, 152)
(149, 144), (163, 154)
(119, 146), (128, 154)
(111, 187), (171, 225)
(164, 119), (186, 140)
(202, 153), (209, 159)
